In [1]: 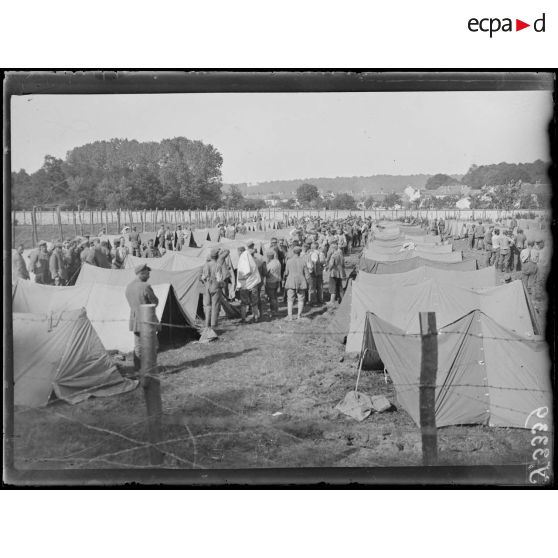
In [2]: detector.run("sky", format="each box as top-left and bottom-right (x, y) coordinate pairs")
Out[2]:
(10, 91), (552, 184)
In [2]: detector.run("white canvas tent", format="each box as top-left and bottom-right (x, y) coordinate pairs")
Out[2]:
(13, 309), (138, 407)
(12, 280), (198, 353)
(77, 263), (202, 323)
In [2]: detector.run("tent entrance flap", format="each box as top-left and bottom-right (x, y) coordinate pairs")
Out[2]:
(159, 285), (200, 346)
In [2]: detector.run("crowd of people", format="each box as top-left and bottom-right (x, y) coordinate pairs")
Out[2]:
(13, 213), (549, 333)
(200, 217), (373, 328)
(455, 218), (550, 298)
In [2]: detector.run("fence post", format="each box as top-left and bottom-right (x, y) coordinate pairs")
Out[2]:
(117, 208), (121, 233)
(419, 311), (438, 466)
(73, 210), (78, 237)
(32, 206), (38, 247)
(139, 303), (164, 466)
(12, 210), (16, 248)
(56, 206), (63, 240)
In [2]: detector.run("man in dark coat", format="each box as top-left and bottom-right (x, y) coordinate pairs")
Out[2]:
(28, 240), (51, 284)
(12, 244), (30, 281)
(125, 264), (159, 371)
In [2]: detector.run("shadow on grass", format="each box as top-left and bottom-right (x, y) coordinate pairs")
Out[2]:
(161, 348), (258, 375)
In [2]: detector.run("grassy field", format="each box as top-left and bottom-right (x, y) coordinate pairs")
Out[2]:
(12, 238), (545, 473)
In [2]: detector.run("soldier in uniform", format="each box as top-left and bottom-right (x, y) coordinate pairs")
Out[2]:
(28, 240), (51, 284)
(12, 244), (30, 281)
(201, 247), (223, 330)
(326, 241), (346, 305)
(49, 242), (69, 286)
(143, 238), (161, 258)
(125, 264), (159, 371)
(128, 226), (141, 257)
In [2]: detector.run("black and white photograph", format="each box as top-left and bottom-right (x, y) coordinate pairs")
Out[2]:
(3, 71), (555, 486)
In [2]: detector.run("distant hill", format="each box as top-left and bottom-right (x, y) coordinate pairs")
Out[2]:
(225, 174), (464, 197)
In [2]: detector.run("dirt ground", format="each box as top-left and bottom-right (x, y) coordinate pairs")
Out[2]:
(12, 235), (547, 473)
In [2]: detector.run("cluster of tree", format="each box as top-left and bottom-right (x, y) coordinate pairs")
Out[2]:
(246, 174), (433, 196)
(424, 173), (460, 190)
(460, 160), (549, 189)
(12, 137), (224, 210)
(222, 185), (267, 210)
(364, 193), (402, 209)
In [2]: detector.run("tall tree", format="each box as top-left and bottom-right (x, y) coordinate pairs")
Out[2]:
(424, 173), (460, 190)
(296, 183), (320, 205)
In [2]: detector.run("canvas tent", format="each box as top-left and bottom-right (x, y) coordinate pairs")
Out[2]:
(365, 310), (552, 429)
(124, 251), (204, 272)
(13, 309), (137, 407)
(367, 242), (453, 254)
(363, 247), (462, 263)
(345, 279), (539, 355)
(329, 266), (497, 345)
(359, 256), (477, 274)
(76, 263), (202, 323)
(12, 280), (198, 353)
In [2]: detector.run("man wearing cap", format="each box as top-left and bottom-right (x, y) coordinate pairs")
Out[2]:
(28, 241), (51, 284)
(520, 240), (538, 296)
(49, 242), (69, 286)
(216, 248), (233, 300)
(12, 244), (30, 281)
(284, 245), (310, 320)
(497, 230), (512, 273)
(129, 226), (141, 257)
(308, 241), (325, 305)
(125, 264), (160, 371)
(326, 241), (346, 304)
(237, 241), (262, 323)
(143, 238), (161, 258)
(513, 228), (526, 271)
(201, 247), (223, 330)
(173, 224), (185, 251)
(264, 250), (281, 316)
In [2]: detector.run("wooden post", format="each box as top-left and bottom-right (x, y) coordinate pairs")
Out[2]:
(32, 206), (38, 247)
(12, 210), (16, 248)
(419, 312), (438, 466)
(139, 304), (164, 466)
(56, 206), (63, 240)
(73, 210), (78, 237)
(117, 208), (121, 233)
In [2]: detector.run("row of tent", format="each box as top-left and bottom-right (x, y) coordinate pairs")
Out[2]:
(336, 222), (551, 429)
(11, 228), (292, 408)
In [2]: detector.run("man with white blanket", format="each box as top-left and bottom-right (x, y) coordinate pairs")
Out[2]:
(237, 241), (262, 323)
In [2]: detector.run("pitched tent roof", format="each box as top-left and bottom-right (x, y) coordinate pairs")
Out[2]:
(345, 279), (538, 355)
(363, 246), (462, 262)
(76, 263), (202, 323)
(365, 310), (551, 429)
(12, 280), (198, 353)
(359, 256), (477, 274)
(13, 309), (138, 407)
(331, 266), (496, 348)
(124, 252), (204, 271)
(368, 242), (453, 254)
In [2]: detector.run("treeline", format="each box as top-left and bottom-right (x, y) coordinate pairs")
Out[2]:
(12, 137), (224, 210)
(461, 160), (549, 189)
(242, 174), (435, 196)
